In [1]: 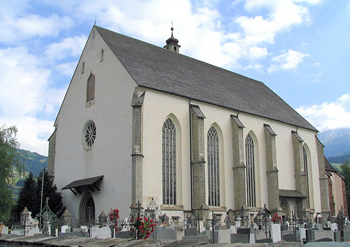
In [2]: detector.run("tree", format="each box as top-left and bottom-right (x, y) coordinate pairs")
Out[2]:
(36, 169), (63, 216)
(12, 172), (37, 218)
(13, 170), (64, 219)
(0, 125), (19, 222)
(340, 159), (350, 215)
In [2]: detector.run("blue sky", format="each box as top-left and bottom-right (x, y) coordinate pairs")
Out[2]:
(0, 0), (349, 155)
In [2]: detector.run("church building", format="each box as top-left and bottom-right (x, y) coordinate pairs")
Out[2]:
(48, 25), (330, 226)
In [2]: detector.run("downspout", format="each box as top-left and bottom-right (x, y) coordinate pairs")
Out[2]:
(189, 99), (193, 210)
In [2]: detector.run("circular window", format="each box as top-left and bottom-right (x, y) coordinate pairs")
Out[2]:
(83, 121), (96, 150)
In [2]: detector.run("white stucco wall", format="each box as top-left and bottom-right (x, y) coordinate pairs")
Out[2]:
(140, 89), (321, 217)
(54, 28), (137, 220)
(332, 172), (346, 213)
(53, 27), (323, 223)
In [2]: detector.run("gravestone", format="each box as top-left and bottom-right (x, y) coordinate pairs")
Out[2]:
(182, 235), (209, 243)
(231, 233), (249, 243)
(204, 230), (218, 243)
(331, 223), (337, 232)
(316, 223), (323, 230)
(91, 226), (111, 239)
(313, 229), (333, 241)
(237, 228), (250, 235)
(282, 233), (296, 242)
(230, 225), (238, 234)
(59, 231), (88, 237)
(299, 228), (306, 241)
(256, 238), (273, 243)
(314, 237), (333, 242)
(334, 230), (350, 242)
(156, 227), (177, 240)
(231, 227), (250, 244)
(185, 227), (197, 236)
(250, 233), (255, 243)
(61, 225), (70, 233)
(271, 224), (281, 242)
(305, 228), (318, 242)
(0, 226), (8, 235)
(217, 229), (231, 243)
(114, 231), (132, 239)
(306, 223), (313, 229)
(280, 224), (288, 231)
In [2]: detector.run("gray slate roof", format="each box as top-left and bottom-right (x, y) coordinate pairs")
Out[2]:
(279, 189), (306, 198)
(62, 175), (103, 190)
(325, 157), (337, 172)
(95, 26), (317, 131)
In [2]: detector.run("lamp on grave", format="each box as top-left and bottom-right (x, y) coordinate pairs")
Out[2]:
(99, 211), (108, 227)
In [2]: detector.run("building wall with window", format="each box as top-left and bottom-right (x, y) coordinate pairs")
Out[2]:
(50, 25), (332, 226)
(138, 89), (324, 220)
(51, 28), (137, 222)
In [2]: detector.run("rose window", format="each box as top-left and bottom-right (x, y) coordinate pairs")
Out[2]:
(83, 121), (96, 149)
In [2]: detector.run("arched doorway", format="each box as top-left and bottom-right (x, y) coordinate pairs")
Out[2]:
(79, 192), (95, 224)
(280, 199), (290, 220)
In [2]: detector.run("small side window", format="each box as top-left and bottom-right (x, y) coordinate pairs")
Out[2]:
(100, 49), (104, 62)
(87, 73), (95, 102)
(81, 62), (85, 74)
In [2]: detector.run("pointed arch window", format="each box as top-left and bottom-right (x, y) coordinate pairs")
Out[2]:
(245, 134), (256, 207)
(207, 126), (220, 206)
(100, 49), (104, 62)
(162, 119), (176, 205)
(87, 73), (95, 102)
(303, 146), (310, 206)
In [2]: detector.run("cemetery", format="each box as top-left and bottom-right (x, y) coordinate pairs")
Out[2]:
(1, 199), (350, 246)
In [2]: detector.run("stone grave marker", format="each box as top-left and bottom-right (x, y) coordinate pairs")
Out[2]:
(156, 226), (177, 240)
(313, 229), (334, 241)
(271, 224), (281, 242)
(185, 227), (197, 236)
(282, 233), (296, 242)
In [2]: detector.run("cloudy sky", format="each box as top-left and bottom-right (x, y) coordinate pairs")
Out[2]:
(0, 0), (349, 156)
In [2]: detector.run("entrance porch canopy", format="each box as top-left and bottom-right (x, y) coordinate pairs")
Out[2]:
(62, 175), (104, 195)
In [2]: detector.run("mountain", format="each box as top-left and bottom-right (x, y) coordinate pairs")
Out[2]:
(17, 149), (48, 177)
(318, 128), (350, 163)
(9, 149), (48, 200)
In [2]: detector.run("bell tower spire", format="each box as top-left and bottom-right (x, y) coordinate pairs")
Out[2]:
(163, 24), (181, 53)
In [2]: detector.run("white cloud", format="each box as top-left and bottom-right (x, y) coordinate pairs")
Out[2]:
(0, 116), (53, 156)
(268, 49), (309, 72)
(56, 62), (77, 77)
(297, 94), (350, 132)
(45, 36), (87, 61)
(0, 0), (324, 155)
(0, 47), (66, 155)
(248, 46), (268, 59)
(237, 0), (313, 47)
(0, 13), (73, 44)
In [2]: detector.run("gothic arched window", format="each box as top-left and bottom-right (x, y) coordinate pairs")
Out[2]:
(162, 119), (176, 205)
(87, 73), (95, 102)
(245, 134), (256, 207)
(207, 126), (220, 206)
(303, 146), (310, 206)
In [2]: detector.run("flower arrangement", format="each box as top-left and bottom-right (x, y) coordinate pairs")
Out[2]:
(130, 216), (156, 239)
(271, 214), (281, 224)
(109, 208), (120, 232)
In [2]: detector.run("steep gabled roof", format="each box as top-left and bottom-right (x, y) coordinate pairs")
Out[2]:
(325, 156), (338, 172)
(95, 26), (317, 131)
